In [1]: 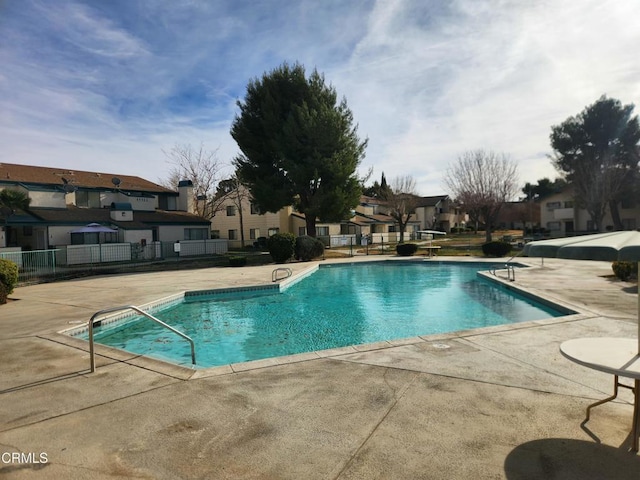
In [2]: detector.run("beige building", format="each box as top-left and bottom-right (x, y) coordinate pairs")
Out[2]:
(210, 188), (291, 249)
(540, 187), (640, 236)
(211, 188), (400, 248)
(212, 190), (452, 248)
(413, 195), (466, 233)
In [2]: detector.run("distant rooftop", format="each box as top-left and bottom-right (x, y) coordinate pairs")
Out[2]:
(0, 162), (175, 194)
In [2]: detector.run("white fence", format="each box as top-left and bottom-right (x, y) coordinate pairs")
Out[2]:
(59, 243), (133, 265)
(1, 239), (230, 284)
(175, 239), (228, 256)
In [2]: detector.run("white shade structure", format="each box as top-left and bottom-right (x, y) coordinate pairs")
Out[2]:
(524, 231), (640, 353)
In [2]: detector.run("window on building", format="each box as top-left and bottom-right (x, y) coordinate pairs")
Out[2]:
(228, 229), (237, 240)
(226, 205), (236, 216)
(317, 226), (329, 236)
(75, 190), (100, 208)
(23, 226), (33, 236)
(184, 228), (207, 240)
(211, 230), (220, 239)
(298, 227), (306, 236)
(546, 201), (561, 210)
(563, 201), (574, 208)
(250, 228), (259, 240)
(250, 203), (260, 214)
(388, 225), (397, 232)
(268, 228), (279, 237)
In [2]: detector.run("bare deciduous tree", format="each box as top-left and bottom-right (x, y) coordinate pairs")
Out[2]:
(161, 143), (228, 220)
(444, 150), (519, 243)
(215, 175), (251, 247)
(386, 175), (419, 243)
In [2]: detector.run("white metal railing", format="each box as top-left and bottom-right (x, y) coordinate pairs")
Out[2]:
(88, 305), (196, 372)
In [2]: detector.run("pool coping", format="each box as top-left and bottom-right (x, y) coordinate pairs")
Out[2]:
(54, 258), (596, 380)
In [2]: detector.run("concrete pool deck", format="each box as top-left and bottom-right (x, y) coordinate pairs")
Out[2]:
(1, 256), (639, 479)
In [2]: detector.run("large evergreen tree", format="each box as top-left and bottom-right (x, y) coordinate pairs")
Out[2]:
(550, 96), (640, 231)
(231, 63), (367, 237)
(521, 177), (567, 201)
(363, 172), (392, 199)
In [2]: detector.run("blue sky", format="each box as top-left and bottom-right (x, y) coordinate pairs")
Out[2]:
(2, 0), (639, 196)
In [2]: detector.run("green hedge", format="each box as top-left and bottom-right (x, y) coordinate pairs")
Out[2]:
(396, 243), (418, 256)
(268, 233), (295, 263)
(0, 259), (19, 305)
(612, 261), (636, 281)
(295, 235), (325, 261)
(481, 241), (512, 257)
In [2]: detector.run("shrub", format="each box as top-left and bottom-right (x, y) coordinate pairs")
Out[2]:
(0, 259), (19, 305)
(612, 261), (636, 281)
(396, 243), (418, 256)
(481, 241), (512, 257)
(268, 233), (295, 263)
(295, 235), (325, 261)
(228, 256), (247, 267)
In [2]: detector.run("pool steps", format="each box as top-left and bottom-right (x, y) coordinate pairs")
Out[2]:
(87, 305), (197, 373)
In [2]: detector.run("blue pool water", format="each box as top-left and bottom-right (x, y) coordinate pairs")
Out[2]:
(86, 262), (567, 367)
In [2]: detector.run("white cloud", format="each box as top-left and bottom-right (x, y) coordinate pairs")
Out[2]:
(1, 0), (639, 198)
(332, 0), (640, 194)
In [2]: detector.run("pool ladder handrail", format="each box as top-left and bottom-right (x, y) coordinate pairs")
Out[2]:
(272, 267), (292, 282)
(490, 249), (524, 282)
(88, 305), (196, 372)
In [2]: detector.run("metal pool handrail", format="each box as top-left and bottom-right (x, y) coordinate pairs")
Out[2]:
(88, 305), (196, 372)
(272, 267), (292, 282)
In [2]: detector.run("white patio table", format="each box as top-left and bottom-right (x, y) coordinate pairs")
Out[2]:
(560, 337), (640, 452)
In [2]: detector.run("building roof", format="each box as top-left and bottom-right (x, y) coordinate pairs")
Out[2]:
(359, 195), (386, 205)
(415, 195), (449, 207)
(10, 206), (210, 229)
(0, 163), (175, 194)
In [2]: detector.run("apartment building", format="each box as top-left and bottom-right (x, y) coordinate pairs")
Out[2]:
(540, 187), (640, 236)
(0, 163), (210, 250)
(211, 189), (463, 248)
(413, 195), (466, 233)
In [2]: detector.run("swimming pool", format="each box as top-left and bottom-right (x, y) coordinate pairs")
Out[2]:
(81, 261), (570, 368)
